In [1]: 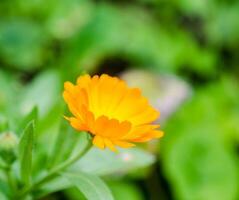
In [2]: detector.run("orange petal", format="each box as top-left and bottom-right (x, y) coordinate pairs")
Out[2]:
(113, 140), (135, 148)
(93, 135), (105, 149)
(63, 74), (163, 152)
(123, 124), (160, 140)
(66, 117), (89, 132)
(129, 107), (160, 126)
(93, 116), (131, 139)
(132, 130), (164, 142)
(104, 138), (117, 151)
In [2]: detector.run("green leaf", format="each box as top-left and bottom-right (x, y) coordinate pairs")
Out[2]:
(108, 181), (144, 200)
(72, 148), (155, 176)
(35, 177), (72, 199)
(64, 187), (87, 200)
(0, 191), (8, 200)
(0, 69), (21, 123)
(0, 20), (47, 70)
(62, 172), (114, 200)
(17, 106), (38, 134)
(47, 119), (68, 169)
(18, 120), (35, 185)
(19, 70), (61, 118)
(0, 179), (9, 199)
(47, 119), (76, 169)
(62, 131), (89, 163)
(162, 132), (238, 200)
(47, 119), (88, 169)
(206, 3), (239, 45)
(161, 80), (239, 200)
(0, 118), (9, 133)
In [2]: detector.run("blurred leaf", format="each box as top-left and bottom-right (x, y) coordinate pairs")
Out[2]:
(64, 187), (87, 200)
(206, 3), (239, 46)
(35, 176), (72, 199)
(62, 131), (88, 162)
(0, 20), (48, 69)
(161, 78), (239, 200)
(18, 121), (35, 186)
(65, 4), (216, 75)
(0, 69), (21, 114)
(17, 106), (38, 135)
(162, 131), (238, 200)
(175, 0), (212, 16)
(47, 120), (85, 169)
(36, 103), (63, 135)
(0, 191), (8, 200)
(47, 119), (70, 169)
(20, 70), (61, 118)
(0, 118), (9, 133)
(73, 147), (155, 176)
(32, 103), (63, 175)
(46, 0), (92, 39)
(0, 179), (9, 198)
(62, 172), (114, 200)
(107, 181), (144, 200)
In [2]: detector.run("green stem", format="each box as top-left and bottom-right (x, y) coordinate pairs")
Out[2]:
(5, 166), (17, 197)
(18, 140), (92, 198)
(6, 170), (14, 190)
(36, 141), (91, 187)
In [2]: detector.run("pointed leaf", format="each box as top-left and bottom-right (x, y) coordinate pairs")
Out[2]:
(18, 120), (35, 185)
(62, 172), (114, 200)
(35, 177), (72, 199)
(17, 106), (38, 134)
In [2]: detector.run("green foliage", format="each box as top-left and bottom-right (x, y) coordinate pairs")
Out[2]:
(63, 172), (114, 200)
(0, 0), (238, 199)
(1, 0), (238, 76)
(163, 132), (238, 200)
(0, 69), (21, 119)
(17, 107), (38, 134)
(107, 181), (144, 200)
(161, 78), (239, 200)
(18, 121), (35, 186)
(0, 20), (48, 70)
(74, 147), (155, 176)
(47, 120), (75, 169)
(34, 143), (155, 199)
(0, 103), (155, 199)
(19, 70), (61, 118)
(64, 187), (87, 200)
(0, 191), (8, 200)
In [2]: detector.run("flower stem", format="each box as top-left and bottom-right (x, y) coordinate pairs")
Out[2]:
(35, 140), (91, 187)
(5, 165), (17, 198)
(17, 140), (92, 198)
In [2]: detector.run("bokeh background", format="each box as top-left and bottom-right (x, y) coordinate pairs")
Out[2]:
(0, 0), (239, 199)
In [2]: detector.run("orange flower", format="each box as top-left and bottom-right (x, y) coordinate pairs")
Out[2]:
(63, 74), (163, 151)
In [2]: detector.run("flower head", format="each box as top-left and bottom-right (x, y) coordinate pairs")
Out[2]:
(0, 132), (18, 164)
(63, 74), (163, 151)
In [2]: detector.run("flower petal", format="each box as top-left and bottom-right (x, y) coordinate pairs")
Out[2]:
(93, 135), (105, 149)
(63, 74), (163, 151)
(104, 138), (117, 151)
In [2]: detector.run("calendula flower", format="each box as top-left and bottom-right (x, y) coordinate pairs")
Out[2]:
(63, 74), (163, 151)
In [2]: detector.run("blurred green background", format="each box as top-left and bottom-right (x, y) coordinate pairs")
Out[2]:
(0, 0), (239, 199)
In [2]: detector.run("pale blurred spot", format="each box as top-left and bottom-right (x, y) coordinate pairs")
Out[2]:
(120, 152), (133, 162)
